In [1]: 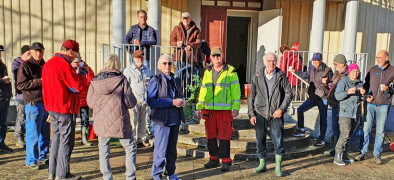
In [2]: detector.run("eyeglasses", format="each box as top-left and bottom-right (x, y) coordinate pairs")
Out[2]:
(162, 62), (172, 66)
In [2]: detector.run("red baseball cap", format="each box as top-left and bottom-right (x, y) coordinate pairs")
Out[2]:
(62, 39), (80, 52)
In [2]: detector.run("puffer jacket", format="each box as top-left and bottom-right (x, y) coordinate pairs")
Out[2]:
(335, 76), (364, 119)
(0, 59), (12, 99)
(170, 21), (201, 62)
(248, 67), (293, 119)
(87, 68), (137, 138)
(327, 67), (348, 107)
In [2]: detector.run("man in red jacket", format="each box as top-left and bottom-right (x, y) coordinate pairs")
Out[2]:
(42, 39), (91, 180)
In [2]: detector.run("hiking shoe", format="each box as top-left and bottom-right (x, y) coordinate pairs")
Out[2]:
(374, 156), (383, 164)
(26, 164), (40, 170)
(167, 174), (180, 180)
(292, 129), (305, 137)
(314, 140), (325, 146)
(204, 159), (220, 168)
(16, 139), (26, 148)
(354, 153), (366, 161)
(55, 173), (81, 180)
(221, 162), (232, 171)
(48, 174), (55, 180)
(39, 159), (49, 164)
(0, 144), (13, 153)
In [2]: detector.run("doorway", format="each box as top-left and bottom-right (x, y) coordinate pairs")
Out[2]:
(226, 16), (250, 97)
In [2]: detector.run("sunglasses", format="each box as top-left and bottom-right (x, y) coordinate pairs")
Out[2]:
(162, 62), (173, 66)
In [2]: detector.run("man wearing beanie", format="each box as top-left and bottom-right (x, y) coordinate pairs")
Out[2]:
(289, 53), (333, 146)
(12, 45), (31, 148)
(355, 50), (394, 164)
(17, 42), (50, 170)
(42, 39), (91, 179)
(324, 54), (348, 156)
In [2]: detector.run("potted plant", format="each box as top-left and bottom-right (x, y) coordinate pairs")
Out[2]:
(183, 75), (202, 122)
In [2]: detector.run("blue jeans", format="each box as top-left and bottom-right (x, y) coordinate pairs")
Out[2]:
(25, 102), (50, 165)
(297, 98), (328, 141)
(331, 106), (340, 136)
(152, 124), (179, 180)
(255, 114), (284, 159)
(361, 104), (390, 156)
(0, 99), (10, 145)
(80, 106), (89, 128)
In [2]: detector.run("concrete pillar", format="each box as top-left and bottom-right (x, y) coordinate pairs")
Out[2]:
(308, 0), (326, 56)
(112, 0), (125, 46)
(342, 0), (359, 63)
(148, 0), (161, 73)
(148, 0), (161, 45)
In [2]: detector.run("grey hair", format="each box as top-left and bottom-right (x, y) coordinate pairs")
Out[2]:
(157, 54), (173, 70)
(104, 53), (121, 70)
(263, 52), (278, 62)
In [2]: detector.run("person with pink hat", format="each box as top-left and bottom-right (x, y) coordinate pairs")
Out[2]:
(333, 63), (366, 166)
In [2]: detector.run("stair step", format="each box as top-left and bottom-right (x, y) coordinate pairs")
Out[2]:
(177, 132), (311, 151)
(177, 141), (327, 160)
(189, 123), (296, 139)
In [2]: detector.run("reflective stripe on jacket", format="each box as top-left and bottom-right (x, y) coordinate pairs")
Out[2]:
(197, 64), (241, 111)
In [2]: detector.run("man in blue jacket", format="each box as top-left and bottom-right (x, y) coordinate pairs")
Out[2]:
(124, 10), (157, 66)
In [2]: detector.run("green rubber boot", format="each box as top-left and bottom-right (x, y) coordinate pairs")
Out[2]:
(253, 158), (266, 173)
(275, 155), (283, 177)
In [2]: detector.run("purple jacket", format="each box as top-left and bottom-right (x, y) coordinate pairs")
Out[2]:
(12, 57), (24, 95)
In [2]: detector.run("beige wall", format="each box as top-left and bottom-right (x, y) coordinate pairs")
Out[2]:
(0, 0), (187, 73)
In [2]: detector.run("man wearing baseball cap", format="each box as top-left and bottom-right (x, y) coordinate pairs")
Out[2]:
(123, 50), (153, 147)
(0, 45), (13, 153)
(17, 42), (50, 170)
(289, 53), (333, 146)
(42, 39), (91, 179)
(196, 47), (241, 172)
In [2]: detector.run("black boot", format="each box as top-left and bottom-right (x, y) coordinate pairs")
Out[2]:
(342, 149), (354, 163)
(204, 159), (220, 168)
(333, 152), (345, 166)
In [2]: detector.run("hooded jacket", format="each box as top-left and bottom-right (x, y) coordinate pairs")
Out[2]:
(170, 21), (201, 62)
(248, 67), (292, 119)
(335, 76), (364, 119)
(87, 68), (137, 138)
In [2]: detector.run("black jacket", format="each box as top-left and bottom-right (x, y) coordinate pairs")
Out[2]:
(0, 59), (12, 100)
(363, 64), (394, 105)
(248, 67), (293, 119)
(17, 58), (45, 104)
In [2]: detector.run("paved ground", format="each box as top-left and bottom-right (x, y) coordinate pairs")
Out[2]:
(1, 131), (394, 180)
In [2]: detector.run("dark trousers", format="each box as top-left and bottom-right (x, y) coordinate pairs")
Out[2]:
(0, 99), (9, 145)
(152, 124), (179, 180)
(14, 102), (26, 139)
(48, 111), (76, 178)
(255, 113), (284, 159)
(335, 117), (356, 153)
(80, 106), (89, 128)
(331, 106), (340, 136)
(297, 98), (328, 141)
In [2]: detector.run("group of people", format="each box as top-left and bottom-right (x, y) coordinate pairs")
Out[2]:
(285, 50), (393, 166)
(0, 9), (393, 180)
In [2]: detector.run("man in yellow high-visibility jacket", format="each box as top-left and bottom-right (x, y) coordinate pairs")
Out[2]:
(196, 47), (241, 172)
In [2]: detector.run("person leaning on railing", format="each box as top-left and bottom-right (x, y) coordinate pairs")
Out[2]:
(288, 53), (333, 147)
(124, 9), (157, 66)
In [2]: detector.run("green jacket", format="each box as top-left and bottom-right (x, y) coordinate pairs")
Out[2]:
(196, 64), (241, 110)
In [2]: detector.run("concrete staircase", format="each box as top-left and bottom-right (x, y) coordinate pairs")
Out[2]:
(177, 101), (326, 160)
